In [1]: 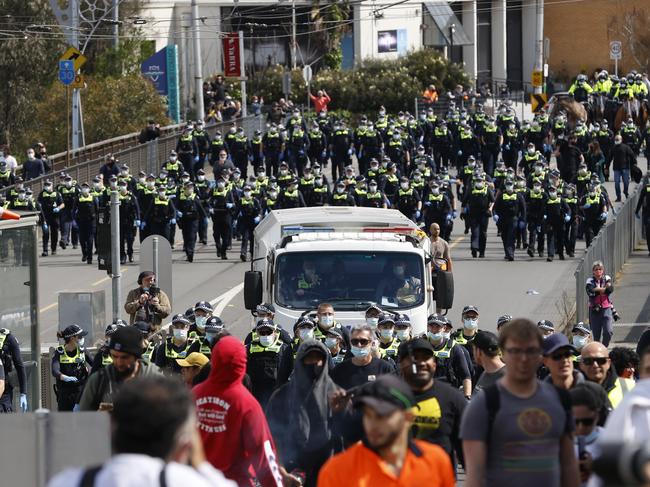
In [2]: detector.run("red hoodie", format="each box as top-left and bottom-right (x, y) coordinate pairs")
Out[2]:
(193, 336), (283, 487)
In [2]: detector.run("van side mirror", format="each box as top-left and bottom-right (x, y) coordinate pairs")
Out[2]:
(435, 271), (454, 310)
(244, 271), (263, 310)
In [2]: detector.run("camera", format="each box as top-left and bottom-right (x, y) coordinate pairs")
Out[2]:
(593, 441), (650, 486)
(149, 286), (160, 297)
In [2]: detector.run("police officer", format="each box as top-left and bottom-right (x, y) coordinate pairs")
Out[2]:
(422, 181), (452, 235)
(238, 184), (262, 262)
(330, 181), (355, 206)
(361, 178), (387, 208)
(0, 327), (27, 412)
(90, 320), (127, 374)
(142, 185), (176, 243)
(568, 74), (593, 103)
(72, 182), (98, 264)
(230, 126), (251, 178)
(426, 314), (472, 397)
(309, 173), (330, 207)
(563, 183), (579, 258)
(153, 314), (193, 375)
(192, 120), (211, 178)
(580, 183), (608, 247)
(396, 177), (422, 221)
(278, 179), (306, 209)
(432, 121), (453, 171)
(177, 181), (208, 262)
(480, 117), (503, 177)
(262, 124), (285, 176)
(37, 180), (64, 257)
(493, 179), (527, 261)
(376, 314), (400, 365)
(329, 120), (353, 181)
(324, 328), (347, 365)
(291, 317), (318, 357)
(209, 131), (228, 166)
(176, 124), (197, 180)
(51, 325), (91, 411)
(463, 176), (494, 258)
(246, 318), (293, 408)
(543, 185), (571, 262)
(0, 160), (15, 189)
(287, 123), (309, 174)
(188, 315), (224, 359)
(58, 175), (79, 250)
(189, 300), (213, 342)
(209, 177), (235, 260)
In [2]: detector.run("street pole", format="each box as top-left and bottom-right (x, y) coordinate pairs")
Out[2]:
(291, 0), (297, 70)
(66, 87), (70, 166)
(239, 30), (247, 117)
(449, 24), (455, 61)
(112, 0), (119, 48)
(110, 191), (121, 322)
(191, 0), (205, 120)
(71, 0), (82, 151)
(534, 0), (544, 95)
(181, 13), (191, 121)
(152, 236), (159, 278)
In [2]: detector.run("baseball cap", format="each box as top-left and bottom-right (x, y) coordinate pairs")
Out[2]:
(256, 318), (276, 330)
(109, 326), (144, 357)
(377, 314), (395, 327)
(176, 352), (210, 368)
(194, 301), (213, 313)
(255, 303), (275, 316)
(572, 322), (592, 335)
(397, 338), (434, 362)
(537, 320), (555, 332)
(61, 324), (88, 339)
(171, 314), (191, 326)
(472, 330), (499, 353)
(543, 333), (577, 356)
(353, 375), (416, 416)
(462, 305), (479, 315)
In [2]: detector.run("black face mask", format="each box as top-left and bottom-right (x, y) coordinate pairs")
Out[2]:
(303, 363), (324, 381)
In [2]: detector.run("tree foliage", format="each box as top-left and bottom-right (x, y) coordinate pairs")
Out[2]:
(21, 74), (170, 155)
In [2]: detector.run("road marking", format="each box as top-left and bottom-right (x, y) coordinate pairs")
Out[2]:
(449, 235), (465, 249)
(92, 268), (128, 286)
(40, 302), (58, 313)
(214, 282), (245, 316)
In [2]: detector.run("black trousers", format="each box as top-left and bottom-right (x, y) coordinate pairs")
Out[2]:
(42, 218), (60, 252)
(181, 218), (199, 256)
(500, 218), (516, 259)
(78, 219), (96, 261)
(469, 215), (489, 253)
(212, 217), (232, 255)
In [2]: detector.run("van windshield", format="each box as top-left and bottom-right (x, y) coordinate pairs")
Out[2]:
(275, 251), (424, 311)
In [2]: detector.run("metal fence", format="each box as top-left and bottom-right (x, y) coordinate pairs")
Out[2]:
(17, 115), (263, 195)
(575, 187), (644, 323)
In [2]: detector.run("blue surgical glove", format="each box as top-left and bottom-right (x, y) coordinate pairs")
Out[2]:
(492, 214), (500, 223)
(446, 213), (453, 221)
(348, 148), (354, 156)
(564, 214), (570, 223)
(176, 211), (183, 218)
(170, 218), (177, 225)
(457, 150), (463, 156)
(424, 201), (432, 207)
(584, 203), (591, 209)
(134, 220), (140, 228)
(321, 150), (327, 158)
(53, 207), (60, 213)
(254, 216), (261, 224)
(72, 404), (80, 412)
(140, 221), (146, 230)
(226, 202), (234, 209)
(415, 210), (421, 219)
(452, 210), (458, 219)
(203, 218), (209, 226)
(543, 215), (547, 220)
(43, 223), (48, 231)
(600, 212), (608, 220)
(61, 375), (78, 383)
(518, 219), (526, 230)
(194, 155), (199, 162)
(19, 393), (28, 412)
(504, 144), (510, 151)
(537, 226), (542, 233)
(463, 207), (468, 214)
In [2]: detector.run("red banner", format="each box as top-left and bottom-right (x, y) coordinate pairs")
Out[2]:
(222, 32), (241, 77)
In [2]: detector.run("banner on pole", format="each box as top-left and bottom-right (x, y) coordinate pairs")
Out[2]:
(141, 45), (181, 123)
(223, 33), (241, 78)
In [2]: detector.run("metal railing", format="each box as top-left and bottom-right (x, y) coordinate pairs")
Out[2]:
(575, 187), (644, 323)
(15, 115), (263, 195)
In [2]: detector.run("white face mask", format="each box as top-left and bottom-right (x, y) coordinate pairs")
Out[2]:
(81, 188), (90, 195)
(379, 328), (394, 341)
(195, 316), (208, 330)
(243, 191), (251, 199)
(319, 315), (334, 329)
(173, 328), (188, 340)
(369, 185), (378, 193)
(395, 329), (410, 341)
(366, 317), (379, 328)
(170, 156), (178, 162)
(269, 191), (278, 199)
(197, 175), (205, 182)
(298, 328), (314, 341)
(441, 332), (451, 341)
(324, 337), (338, 349)
(463, 318), (479, 330)
(78, 337), (85, 347)
(573, 335), (587, 349)
(259, 334), (275, 347)
(427, 331), (443, 343)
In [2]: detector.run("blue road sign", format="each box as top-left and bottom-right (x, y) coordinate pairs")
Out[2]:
(59, 60), (74, 71)
(58, 60), (75, 86)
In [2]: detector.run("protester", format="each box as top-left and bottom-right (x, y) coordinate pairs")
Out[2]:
(176, 352), (209, 387)
(124, 271), (171, 331)
(542, 333), (585, 390)
(569, 384), (606, 487)
(472, 330), (506, 392)
(461, 318), (580, 487)
(48, 376), (235, 487)
(309, 90), (331, 114)
(317, 375), (455, 487)
(266, 340), (340, 486)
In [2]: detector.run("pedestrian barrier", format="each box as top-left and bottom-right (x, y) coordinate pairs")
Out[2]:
(13, 115), (263, 195)
(574, 187), (643, 324)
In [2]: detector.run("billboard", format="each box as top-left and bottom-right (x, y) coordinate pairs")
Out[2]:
(141, 45), (180, 123)
(377, 29), (408, 55)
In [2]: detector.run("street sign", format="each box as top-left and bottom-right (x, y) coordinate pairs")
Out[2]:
(532, 70), (543, 88)
(609, 40), (622, 60)
(302, 65), (312, 83)
(531, 93), (547, 113)
(60, 46), (87, 72)
(58, 60), (75, 86)
(70, 74), (85, 89)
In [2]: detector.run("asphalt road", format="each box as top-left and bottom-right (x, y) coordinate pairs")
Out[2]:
(37, 167), (641, 346)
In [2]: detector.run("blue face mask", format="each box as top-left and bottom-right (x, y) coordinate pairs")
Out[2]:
(463, 318), (479, 330)
(206, 332), (218, 343)
(395, 330), (410, 341)
(324, 337), (338, 349)
(427, 331), (443, 343)
(259, 335), (275, 347)
(351, 346), (370, 358)
(195, 316), (208, 330)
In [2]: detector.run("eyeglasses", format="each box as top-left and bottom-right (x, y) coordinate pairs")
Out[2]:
(582, 357), (608, 366)
(351, 338), (371, 347)
(550, 351), (574, 361)
(504, 347), (542, 357)
(575, 417), (596, 427)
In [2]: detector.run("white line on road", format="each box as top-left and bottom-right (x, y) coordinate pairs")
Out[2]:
(213, 283), (244, 316)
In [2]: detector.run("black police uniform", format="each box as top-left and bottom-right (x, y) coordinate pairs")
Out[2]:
(153, 336), (193, 375)
(51, 344), (91, 411)
(74, 192), (99, 263)
(177, 191), (207, 262)
(544, 195), (570, 260)
(238, 195), (262, 259)
(209, 186), (235, 259)
(176, 133), (197, 179)
(143, 195), (176, 243)
(526, 189), (547, 256)
(0, 329), (26, 412)
(246, 336), (294, 408)
(494, 190), (527, 260)
(463, 185), (495, 257)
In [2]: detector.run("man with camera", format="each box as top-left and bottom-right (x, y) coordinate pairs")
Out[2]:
(124, 271), (171, 333)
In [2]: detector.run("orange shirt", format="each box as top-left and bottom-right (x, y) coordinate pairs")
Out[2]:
(423, 89), (439, 103)
(317, 439), (455, 487)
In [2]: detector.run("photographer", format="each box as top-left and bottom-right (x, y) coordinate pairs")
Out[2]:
(585, 261), (614, 346)
(125, 271), (171, 333)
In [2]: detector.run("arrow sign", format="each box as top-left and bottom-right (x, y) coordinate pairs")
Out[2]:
(531, 93), (547, 113)
(60, 46), (87, 72)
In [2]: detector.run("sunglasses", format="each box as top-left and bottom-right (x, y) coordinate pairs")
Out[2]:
(351, 338), (371, 347)
(575, 417), (596, 427)
(582, 357), (608, 366)
(550, 351), (574, 361)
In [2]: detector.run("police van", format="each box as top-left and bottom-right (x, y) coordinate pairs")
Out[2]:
(243, 207), (453, 335)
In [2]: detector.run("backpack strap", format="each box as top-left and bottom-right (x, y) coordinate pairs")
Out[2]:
(79, 465), (102, 487)
(484, 383), (500, 443)
(159, 464), (168, 487)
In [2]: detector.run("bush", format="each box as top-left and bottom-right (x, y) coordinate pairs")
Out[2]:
(244, 48), (468, 115)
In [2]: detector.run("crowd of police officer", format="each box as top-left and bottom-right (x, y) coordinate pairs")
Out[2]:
(3, 71), (650, 265)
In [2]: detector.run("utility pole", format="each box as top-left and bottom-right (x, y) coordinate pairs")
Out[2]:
(181, 13), (192, 121)
(534, 0), (544, 94)
(70, 0), (82, 151)
(239, 30), (247, 117)
(291, 0), (297, 70)
(112, 0), (119, 48)
(191, 0), (205, 120)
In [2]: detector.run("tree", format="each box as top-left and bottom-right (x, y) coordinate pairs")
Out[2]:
(614, 7), (650, 73)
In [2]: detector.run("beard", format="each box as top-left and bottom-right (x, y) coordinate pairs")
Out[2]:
(114, 363), (136, 380)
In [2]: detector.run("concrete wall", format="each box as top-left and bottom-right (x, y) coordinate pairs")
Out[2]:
(544, 0), (650, 80)
(353, 1), (423, 64)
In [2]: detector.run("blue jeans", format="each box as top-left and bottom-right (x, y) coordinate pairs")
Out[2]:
(613, 168), (629, 200)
